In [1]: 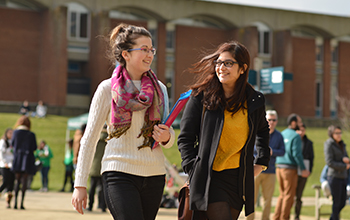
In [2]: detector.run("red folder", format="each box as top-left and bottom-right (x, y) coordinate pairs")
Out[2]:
(152, 90), (192, 149)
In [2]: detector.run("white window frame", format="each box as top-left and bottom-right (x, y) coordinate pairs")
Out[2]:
(67, 2), (90, 41)
(252, 22), (272, 56)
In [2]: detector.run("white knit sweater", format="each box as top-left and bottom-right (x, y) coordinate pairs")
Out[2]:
(74, 78), (175, 188)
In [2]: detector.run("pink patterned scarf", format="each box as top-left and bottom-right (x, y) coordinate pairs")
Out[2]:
(109, 65), (164, 149)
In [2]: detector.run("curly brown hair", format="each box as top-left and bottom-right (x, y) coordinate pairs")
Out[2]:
(107, 23), (152, 67)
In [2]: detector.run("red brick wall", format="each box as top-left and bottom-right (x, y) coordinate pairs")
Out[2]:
(264, 30), (293, 117)
(291, 37), (316, 117)
(338, 41), (350, 116)
(174, 25), (232, 100)
(0, 8), (42, 102)
(87, 11), (111, 96)
(156, 22), (167, 83)
(38, 6), (68, 106)
(0, 7), (68, 106)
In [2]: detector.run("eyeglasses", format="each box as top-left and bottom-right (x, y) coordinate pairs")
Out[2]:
(267, 119), (277, 122)
(334, 132), (342, 135)
(213, 60), (239, 68)
(128, 47), (156, 55)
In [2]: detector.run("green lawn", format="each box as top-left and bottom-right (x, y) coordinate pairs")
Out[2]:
(2, 113), (350, 218)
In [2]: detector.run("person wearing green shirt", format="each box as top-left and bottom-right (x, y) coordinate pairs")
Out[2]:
(61, 139), (74, 192)
(35, 140), (53, 192)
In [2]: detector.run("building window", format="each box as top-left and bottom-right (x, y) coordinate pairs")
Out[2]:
(315, 80), (323, 117)
(330, 76), (338, 118)
(166, 30), (175, 50)
(252, 22), (271, 55)
(331, 45), (338, 63)
(258, 31), (271, 54)
(315, 45), (323, 62)
(67, 2), (90, 41)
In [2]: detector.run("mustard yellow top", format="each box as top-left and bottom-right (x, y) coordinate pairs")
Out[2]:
(212, 107), (249, 171)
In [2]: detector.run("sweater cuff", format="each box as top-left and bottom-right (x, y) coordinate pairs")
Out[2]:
(161, 127), (175, 149)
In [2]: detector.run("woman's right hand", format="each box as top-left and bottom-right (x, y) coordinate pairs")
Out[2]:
(343, 157), (350, 164)
(71, 187), (87, 214)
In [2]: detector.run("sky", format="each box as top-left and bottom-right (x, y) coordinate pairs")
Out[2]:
(204, 0), (350, 17)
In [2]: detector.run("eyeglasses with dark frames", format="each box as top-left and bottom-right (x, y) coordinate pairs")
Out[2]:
(127, 47), (156, 55)
(213, 59), (239, 68)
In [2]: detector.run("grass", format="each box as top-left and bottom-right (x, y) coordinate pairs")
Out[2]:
(2, 113), (350, 218)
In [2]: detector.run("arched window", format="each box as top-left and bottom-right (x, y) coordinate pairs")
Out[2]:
(252, 22), (272, 55)
(66, 2), (90, 41)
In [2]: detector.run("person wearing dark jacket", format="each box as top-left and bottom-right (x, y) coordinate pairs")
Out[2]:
(324, 125), (350, 220)
(178, 41), (270, 220)
(294, 123), (314, 220)
(11, 116), (37, 210)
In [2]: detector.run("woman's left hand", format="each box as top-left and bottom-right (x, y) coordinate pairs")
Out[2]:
(152, 124), (170, 144)
(253, 164), (264, 176)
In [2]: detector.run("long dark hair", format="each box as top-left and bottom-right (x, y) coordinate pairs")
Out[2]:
(1, 128), (13, 148)
(189, 41), (252, 114)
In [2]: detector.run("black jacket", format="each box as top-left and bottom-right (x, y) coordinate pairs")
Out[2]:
(178, 86), (270, 216)
(301, 135), (314, 173)
(11, 129), (37, 175)
(324, 138), (348, 179)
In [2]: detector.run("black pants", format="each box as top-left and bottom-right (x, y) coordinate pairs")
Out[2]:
(294, 176), (307, 219)
(102, 171), (165, 220)
(88, 176), (106, 210)
(328, 176), (347, 220)
(0, 168), (15, 192)
(62, 165), (74, 191)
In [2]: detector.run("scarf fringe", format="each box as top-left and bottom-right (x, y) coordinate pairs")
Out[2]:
(106, 126), (131, 141)
(137, 119), (160, 150)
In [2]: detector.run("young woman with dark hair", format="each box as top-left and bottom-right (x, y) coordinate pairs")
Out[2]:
(178, 41), (270, 219)
(324, 125), (350, 220)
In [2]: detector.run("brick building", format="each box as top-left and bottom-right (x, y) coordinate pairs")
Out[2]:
(0, 0), (349, 119)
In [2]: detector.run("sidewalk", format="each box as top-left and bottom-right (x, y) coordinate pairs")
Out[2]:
(0, 190), (327, 220)
(0, 190), (177, 220)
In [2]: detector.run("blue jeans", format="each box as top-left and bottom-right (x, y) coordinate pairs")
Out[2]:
(102, 171), (165, 220)
(41, 166), (50, 188)
(328, 176), (347, 220)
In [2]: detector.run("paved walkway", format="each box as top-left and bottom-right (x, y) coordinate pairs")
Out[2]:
(0, 190), (329, 220)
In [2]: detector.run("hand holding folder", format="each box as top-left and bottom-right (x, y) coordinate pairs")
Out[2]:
(152, 90), (192, 149)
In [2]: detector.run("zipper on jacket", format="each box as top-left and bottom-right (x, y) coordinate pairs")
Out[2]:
(243, 115), (254, 202)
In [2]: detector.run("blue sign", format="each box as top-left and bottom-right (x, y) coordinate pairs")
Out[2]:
(260, 66), (284, 94)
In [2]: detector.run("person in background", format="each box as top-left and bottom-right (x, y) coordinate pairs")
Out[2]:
(71, 23), (175, 220)
(320, 165), (331, 198)
(178, 41), (270, 219)
(35, 140), (53, 192)
(0, 128), (15, 208)
(273, 113), (310, 220)
(18, 100), (30, 116)
(11, 116), (37, 210)
(60, 139), (74, 192)
(324, 125), (350, 220)
(72, 124), (86, 170)
(247, 110), (285, 220)
(32, 100), (47, 118)
(87, 128), (107, 212)
(294, 123), (314, 220)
